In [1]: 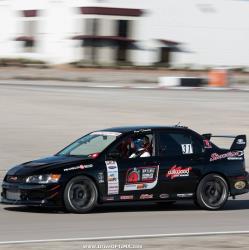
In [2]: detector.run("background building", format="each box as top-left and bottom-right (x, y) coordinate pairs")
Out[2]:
(0, 0), (249, 67)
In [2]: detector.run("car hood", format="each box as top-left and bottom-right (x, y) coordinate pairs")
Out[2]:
(6, 155), (93, 176)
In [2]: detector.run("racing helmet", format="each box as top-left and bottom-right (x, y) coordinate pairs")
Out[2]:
(133, 138), (144, 151)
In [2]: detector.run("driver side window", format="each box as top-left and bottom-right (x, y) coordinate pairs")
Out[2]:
(107, 133), (154, 160)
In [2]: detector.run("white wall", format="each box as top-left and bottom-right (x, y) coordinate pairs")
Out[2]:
(0, 0), (248, 67)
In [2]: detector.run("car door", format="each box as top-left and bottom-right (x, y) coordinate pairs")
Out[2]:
(104, 131), (161, 201)
(155, 129), (205, 198)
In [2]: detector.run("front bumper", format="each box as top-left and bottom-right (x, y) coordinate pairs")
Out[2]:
(1, 181), (63, 207)
(229, 172), (249, 196)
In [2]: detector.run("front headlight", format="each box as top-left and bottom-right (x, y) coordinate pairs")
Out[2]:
(26, 174), (61, 184)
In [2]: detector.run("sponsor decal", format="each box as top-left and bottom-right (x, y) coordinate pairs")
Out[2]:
(107, 165), (117, 170)
(91, 131), (121, 137)
(124, 166), (159, 191)
(106, 161), (119, 195)
(124, 183), (148, 191)
(140, 194), (153, 200)
(108, 185), (119, 191)
(234, 181), (246, 190)
(177, 193), (193, 198)
(134, 128), (152, 133)
(80, 164), (93, 169)
(210, 151), (243, 162)
(227, 157), (243, 160)
(126, 167), (156, 184)
(97, 172), (104, 183)
(64, 164), (93, 172)
(120, 195), (134, 200)
(141, 168), (156, 182)
(137, 183), (147, 189)
(203, 139), (212, 149)
(159, 193), (169, 199)
(88, 153), (99, 159)
(237, 139), (246, 145)
(103, 196), (115, 201)
(181, 144), (193, 154)
(127, 170), (140, 183)
(166, 165), (192, 179)
(108, 174), (117, 182)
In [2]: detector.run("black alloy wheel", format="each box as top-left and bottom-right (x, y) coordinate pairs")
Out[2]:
(196, 173), (229, 210)
(64, 176), (98, 213)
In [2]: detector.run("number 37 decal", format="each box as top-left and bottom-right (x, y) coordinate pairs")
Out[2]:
(181, 144), (193, 154)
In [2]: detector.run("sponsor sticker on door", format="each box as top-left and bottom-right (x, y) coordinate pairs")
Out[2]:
(166, 165), (192, 179)
(105, 161), (119, 195)
(124, 166), (159, 191)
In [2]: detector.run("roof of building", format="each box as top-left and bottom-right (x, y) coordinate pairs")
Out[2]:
(80, 7), (144, 17)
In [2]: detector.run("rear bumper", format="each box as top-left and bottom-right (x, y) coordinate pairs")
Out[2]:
(229, 172), (249, 196)
(1, 181), (63, 207)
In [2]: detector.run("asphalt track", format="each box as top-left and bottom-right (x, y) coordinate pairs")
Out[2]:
(0, 82), (249, 245)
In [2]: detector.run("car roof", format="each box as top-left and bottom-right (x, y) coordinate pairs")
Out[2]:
(99, 125), (188, 133)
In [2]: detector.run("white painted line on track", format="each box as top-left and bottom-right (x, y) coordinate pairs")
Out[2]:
(1, 231), (249, 245)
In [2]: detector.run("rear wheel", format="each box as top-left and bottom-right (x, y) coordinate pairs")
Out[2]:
(64, 176), (98, 213)
(196, 174), (229, 210)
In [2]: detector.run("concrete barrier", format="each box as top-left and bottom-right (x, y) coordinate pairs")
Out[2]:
(158, 76), (205, 87)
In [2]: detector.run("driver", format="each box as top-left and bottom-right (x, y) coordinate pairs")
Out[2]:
(129, 138), (151, 158)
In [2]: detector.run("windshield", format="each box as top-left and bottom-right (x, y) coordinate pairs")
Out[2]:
(58, 131), (121, 158)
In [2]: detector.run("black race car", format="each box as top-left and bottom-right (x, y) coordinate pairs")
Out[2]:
(1, 125), (248, 213)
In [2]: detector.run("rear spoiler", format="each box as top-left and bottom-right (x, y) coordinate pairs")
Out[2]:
(202, 134), (247, 151)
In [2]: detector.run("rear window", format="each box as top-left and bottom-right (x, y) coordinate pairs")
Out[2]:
(158, 131), (203, 157)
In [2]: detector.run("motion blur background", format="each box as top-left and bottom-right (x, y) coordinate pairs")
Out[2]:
(0, 0), (249, 68)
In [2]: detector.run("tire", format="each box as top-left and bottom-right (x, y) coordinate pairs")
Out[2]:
(196, 174), (229, 210)
(63, 176), (98, 213)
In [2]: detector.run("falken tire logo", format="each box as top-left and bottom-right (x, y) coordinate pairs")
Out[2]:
(166, 165), (192, 179)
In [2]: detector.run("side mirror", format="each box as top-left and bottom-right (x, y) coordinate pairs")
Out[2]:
(106, 152), (121, 160)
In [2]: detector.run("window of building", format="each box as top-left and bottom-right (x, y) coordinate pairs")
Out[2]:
(84, 18), (99, 36)
(160, 47), (171, 65)
(116, 20), (131, 62)
(24, 20), (36, 52)
(17, 10), (39, 53)
(118, 20), (129, 37)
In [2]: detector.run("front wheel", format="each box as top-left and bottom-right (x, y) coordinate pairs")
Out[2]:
(196, 174), (229, 210)
(64, 176), (98, 213)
